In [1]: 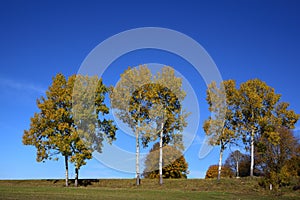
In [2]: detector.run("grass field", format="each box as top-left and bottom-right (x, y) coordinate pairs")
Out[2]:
(0, 178), (299, 199)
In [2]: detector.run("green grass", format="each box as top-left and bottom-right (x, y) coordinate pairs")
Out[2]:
(0, 178), (299, 200)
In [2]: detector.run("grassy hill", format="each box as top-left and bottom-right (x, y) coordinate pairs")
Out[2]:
(0, 178), (299, 199)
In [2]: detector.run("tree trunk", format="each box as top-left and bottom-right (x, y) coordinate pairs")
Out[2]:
(75, 167), (79, 187)
(64, 155), (69, 187)
(236, 160), (239, 178)
(250, 129), (254, 177)
(159, 122), (164, 185)
(135, 127), (140, 186)
(217, 145), (224, 181)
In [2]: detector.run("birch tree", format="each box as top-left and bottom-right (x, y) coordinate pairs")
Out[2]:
(239, 79), (281, 177)
(203, 80), (240, 180)
(139, 67), (187, 185)
(110, 65), (152, 185)
(137, 82), (187, 185)
(111, 66), (187, 185)
(224, 150), (245, 177)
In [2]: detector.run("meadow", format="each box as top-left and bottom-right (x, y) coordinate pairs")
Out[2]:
(0, 178), (299, 200)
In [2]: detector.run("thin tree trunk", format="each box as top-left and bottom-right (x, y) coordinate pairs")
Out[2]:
(159, 122), (164, 185)
(64, 155), (69, 187)
(250, 129), (254, 177)
(135, 127), (140, 186)
(236, 160), (239, 178)
(75, 167), (79, 187)
(217, 145), (224, 181)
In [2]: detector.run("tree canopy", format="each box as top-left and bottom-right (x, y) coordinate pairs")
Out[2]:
(23, 73), (117, 186)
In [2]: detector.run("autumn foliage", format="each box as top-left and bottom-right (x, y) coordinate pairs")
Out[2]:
(205, 165), (233, 179)
(143, 143), (189, 179)
(23, 74), (117, 187)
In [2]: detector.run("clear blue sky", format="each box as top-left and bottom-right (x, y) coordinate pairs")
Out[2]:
(0, 0), (300, 179)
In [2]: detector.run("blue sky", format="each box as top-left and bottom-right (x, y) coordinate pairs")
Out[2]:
(0, 0), (300, 179)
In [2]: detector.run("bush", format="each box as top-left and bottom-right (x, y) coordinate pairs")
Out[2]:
(205, 165), (233, 179)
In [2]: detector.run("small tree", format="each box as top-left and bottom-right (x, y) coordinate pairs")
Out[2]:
(256, 127), (299, 189)
(205, 165), (233, 179)
(143, 143), (188, 179)
(225, 150), (251, 177)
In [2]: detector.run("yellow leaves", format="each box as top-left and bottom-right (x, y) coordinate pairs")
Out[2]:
(23, 73), (117, 171)
(240, 79), (280, 121)
(205, 78), (299, 166)
(265, 131), (280, 145)
(112, 65), (187, 149)
(204, 80), (240, 149)
(205, 165), (233, 179)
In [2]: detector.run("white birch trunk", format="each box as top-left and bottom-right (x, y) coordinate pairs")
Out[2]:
(217, 146), (223, 181)
(236, 160), (239, 178)
(75, 167), (79, 187)
(136, 127), (140, 185)
(64, 155), (69, 187)
(250, 129), (254, 177)
(159, 122), (163, 185)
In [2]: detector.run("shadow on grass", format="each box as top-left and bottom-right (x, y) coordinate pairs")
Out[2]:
(46, 179), (99, 187)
